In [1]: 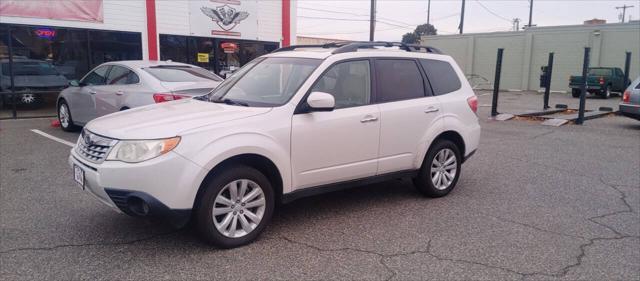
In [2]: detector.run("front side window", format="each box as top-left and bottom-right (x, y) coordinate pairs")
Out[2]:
(311, 60), (371, 109)
(211, 57), (321, 107)
(82, 65), (110, 86)
(376, 59), (425, 102)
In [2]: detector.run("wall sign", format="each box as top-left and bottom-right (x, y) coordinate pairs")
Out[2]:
(190, 0), (257, 39)
(197, 53), (210, 63)
(0, 0), (103, 22)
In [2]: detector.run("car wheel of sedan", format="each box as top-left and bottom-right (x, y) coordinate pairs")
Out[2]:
(413, 139), (462, 198)
(58, 100), (80, 132)
(196, 165), (274, 248)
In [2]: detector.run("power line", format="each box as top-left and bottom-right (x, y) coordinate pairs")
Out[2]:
(297, 16), (414, 30)
(298, 6), (420, 27)
(474, 0), (513, 23)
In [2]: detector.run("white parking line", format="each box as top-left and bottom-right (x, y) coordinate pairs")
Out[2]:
(30, 129), (75, 148)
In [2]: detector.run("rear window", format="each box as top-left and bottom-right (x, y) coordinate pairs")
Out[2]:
(419, 59), (461, 95)
(144, 66), (223, 82)
(588, 68), (611, 76)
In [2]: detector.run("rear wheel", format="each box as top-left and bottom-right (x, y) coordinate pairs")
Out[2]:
(571, 89), (581, 98)
(413, 139), (462, 198)
(58, 100), (80, 132)
(601, 85), (611, 99)
(196, 165), (274, 248)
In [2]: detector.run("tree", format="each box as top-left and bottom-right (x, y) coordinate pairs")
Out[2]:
(401, 23), (437, 44)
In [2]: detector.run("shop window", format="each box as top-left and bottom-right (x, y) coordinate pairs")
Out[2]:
(89, 30), (142, 66)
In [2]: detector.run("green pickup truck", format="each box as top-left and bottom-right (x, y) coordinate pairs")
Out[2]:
(569, 67), (627, 99)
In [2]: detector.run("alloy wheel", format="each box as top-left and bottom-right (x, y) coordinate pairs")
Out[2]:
(59, 104), (70, 128)
(430, 148), (457, 190)
(212, 179), (266, 238)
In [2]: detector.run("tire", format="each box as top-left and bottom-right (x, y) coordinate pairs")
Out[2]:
(413, 139), (462, 198)
(57, 100), (80, 132)
(601, 85), (611, 99)
(571, 89), (581, 98)
(196, 165), (274, 248)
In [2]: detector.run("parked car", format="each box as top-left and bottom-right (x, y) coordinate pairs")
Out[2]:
(68, 42), (480, 248)
(57, 60), (223, 131)
(620, 76), (640, 121)
(0, 58), (68, 107)
(569, 67), (627, 98)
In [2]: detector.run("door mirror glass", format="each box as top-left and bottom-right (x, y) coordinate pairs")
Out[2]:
(307, 92), (335, 112)
(69, 80), (80, 87)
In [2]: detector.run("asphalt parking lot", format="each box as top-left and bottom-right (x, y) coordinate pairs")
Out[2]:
(1, 91), (639, 280)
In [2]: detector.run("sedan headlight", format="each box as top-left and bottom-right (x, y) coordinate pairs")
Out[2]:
(106, 137), (180, 163)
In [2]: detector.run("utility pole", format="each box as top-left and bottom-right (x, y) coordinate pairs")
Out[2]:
(527, 0), (533, 28)
(459, 0), (466, 34)
(369, 0), (376, 41)
(427, 0), (431, 25)
(616, 5), (634, 23)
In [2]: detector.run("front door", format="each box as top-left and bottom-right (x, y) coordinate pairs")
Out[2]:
(72, 65), (111, 124)
(291, 60), (380, 189)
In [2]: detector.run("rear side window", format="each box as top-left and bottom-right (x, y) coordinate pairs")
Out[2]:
(375, 59), (425, 103)
(420, 59), (461, 95)
(107, 66), (138, 85)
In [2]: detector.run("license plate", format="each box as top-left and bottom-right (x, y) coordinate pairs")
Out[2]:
(73, 164), (85, 189)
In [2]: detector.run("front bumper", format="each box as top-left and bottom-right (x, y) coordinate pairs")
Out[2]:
(619, 103), (640, 120)
(69, 148), (206, 227)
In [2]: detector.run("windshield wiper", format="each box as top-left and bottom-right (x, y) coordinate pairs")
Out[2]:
(212, 98), (249, 107)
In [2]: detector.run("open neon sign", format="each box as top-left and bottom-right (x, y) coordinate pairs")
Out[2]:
(34, 28), (56, 39)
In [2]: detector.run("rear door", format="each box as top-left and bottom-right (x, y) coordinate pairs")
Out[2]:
(374, 58), (442, 174)
(96, 65), (142, 115)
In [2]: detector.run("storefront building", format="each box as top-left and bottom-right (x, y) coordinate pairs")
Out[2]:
(0, 0), (296, 118)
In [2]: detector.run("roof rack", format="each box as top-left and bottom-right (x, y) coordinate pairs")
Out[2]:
(331, 42), (443, 54)
(271, 41), (443, 55)
(271, 42), (348, 53)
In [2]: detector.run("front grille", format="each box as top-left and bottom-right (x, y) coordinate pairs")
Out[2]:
(76, 130), (117, 164)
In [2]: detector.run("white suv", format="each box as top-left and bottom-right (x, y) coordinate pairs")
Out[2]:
(69, 42), (480, 248)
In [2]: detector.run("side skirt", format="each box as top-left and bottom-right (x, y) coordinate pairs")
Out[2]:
(282, 170), (419, 204)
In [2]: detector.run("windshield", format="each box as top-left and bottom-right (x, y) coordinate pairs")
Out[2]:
(588, 68), (611, 76)
(211, 57), (322, 107)
(144, 66), (223, 82)
(1, 61), (59, 76)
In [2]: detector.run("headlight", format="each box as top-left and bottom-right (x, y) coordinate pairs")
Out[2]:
(106, 137), (180, 163)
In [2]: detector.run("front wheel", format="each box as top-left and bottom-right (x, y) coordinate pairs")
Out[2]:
(196, 165), (274, 248)
(58, 100), (80, 132)
(413, 139), (462, 198)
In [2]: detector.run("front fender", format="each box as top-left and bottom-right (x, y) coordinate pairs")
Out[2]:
(175, 132), (291, 200)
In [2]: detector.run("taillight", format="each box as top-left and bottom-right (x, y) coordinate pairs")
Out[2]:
(153, 93), (189, 103)
(467, 96), (478, 114)
(599, 76), (604, 85)
(623, 90), (631, 103)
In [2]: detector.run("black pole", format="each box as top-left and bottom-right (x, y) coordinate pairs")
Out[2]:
(7, 26), (16, 119)
(528, 0), (533, 28)
(459, 0), (466, 34)
(491, 48), (504, 117)
(369, 0), (376, 42)
(623, 52), (631, 88)
(427, 0), (431, 25)
(576, 47), (590, 125)
(543, 52), (554, 109)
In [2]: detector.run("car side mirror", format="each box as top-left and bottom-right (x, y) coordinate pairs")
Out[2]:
(306, 92), (335, 112)
(69, 80), (81, 87)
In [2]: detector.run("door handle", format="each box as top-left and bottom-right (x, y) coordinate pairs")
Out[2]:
(360, 116), (378, 123)
(115, 91), (124, 96)
(424, 107), (439, 113)
(89, 90), (97, 95)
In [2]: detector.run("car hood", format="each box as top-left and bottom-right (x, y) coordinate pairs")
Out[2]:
(85, 99), (271, 139)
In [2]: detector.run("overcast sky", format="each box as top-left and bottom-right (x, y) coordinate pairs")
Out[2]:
(297, 0), (640, 40)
